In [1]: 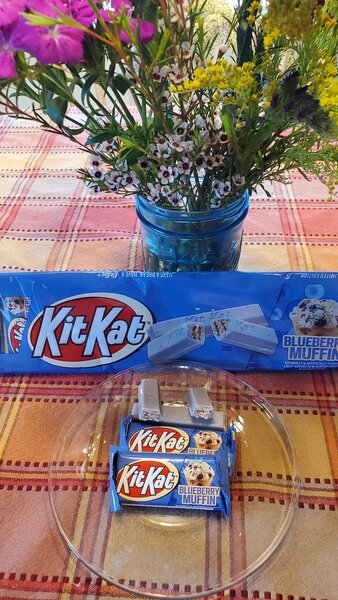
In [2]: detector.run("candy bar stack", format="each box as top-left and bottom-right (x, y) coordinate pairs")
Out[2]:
(110, 378), (236, 517)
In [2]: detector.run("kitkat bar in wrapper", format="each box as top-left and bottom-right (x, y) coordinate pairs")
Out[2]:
(0, 296), (31, 354)
(119, 417), (237, 475)
(109, 446), (231, 515)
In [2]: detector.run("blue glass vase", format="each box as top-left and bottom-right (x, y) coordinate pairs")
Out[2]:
(136, 190), (249, 272)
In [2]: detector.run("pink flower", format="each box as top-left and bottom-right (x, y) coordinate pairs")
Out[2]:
(0, 18), (39, 78)
(32, 25), (85, 64)
(25, 0), (87, 64)
(100, 1), (155, 44)
(27, 0), (97, 27)
(0, 0), (26, 28)
(120, 19), (155, 44)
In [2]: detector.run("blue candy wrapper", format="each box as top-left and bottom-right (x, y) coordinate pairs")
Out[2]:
(110, 446), (231, 515)
(0, 270), (337, 372)
(119, 416), (237, 475)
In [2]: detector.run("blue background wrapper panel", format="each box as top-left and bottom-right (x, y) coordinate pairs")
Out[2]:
(0, 271), (337, 372)
(109, 446), (231, 516)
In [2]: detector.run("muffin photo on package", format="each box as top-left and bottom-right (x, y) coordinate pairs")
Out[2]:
(184, 461), (215, 486)
(0, 295), (31, 354)
(194, 431), (222, 451)
(290, 299), (338, 336)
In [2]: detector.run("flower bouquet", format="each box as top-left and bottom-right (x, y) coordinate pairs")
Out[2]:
(0, 0), (337, 271)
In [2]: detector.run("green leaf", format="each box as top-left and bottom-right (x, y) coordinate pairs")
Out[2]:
(112, 74), (132, 95)
(154, 30), (171, 62)
(45, 97), (68, 125)
(221, 108), (237, 142)
(80, 74), (99, 105)
(86, 130), (119, 145)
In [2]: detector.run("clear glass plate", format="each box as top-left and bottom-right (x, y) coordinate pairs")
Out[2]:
(48, 363), (299, 599)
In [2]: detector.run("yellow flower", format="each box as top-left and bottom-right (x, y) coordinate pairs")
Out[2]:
(262, 0), (325, 42)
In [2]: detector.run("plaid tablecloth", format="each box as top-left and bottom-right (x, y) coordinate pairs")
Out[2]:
(0, 116), (337, 600)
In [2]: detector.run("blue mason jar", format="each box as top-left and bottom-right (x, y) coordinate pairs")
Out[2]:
(136, 190), (249, 272)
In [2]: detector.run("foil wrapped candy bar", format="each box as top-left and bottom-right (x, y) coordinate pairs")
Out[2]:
(119, 416), (237, 474)
(147, 303), (268, 340)
(211, 318), (278, 356)
(187, 387), (213, 419)
(137, 378), (161, 421)
(147, 323), (205, 363)
(110, 446), (231, 516)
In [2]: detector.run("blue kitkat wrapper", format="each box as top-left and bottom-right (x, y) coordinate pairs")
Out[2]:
(119, 415), (236, 476)
(110, 445), (231, 516)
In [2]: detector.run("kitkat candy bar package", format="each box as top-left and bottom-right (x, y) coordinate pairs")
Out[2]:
(0, 270), (337, 373)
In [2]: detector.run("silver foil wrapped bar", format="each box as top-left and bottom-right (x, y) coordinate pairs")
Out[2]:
(138, 378), (161, 421)
(147, 323), (205, 363)
(187, 387), (214, 419)
(147, 304), (268, 340)
(211, 318), (278, 355)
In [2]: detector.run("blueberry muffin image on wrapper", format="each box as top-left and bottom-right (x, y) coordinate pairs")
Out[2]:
(290, 299), (338, 336)
(184, 461), (215, 486)
(194, 431), (222, 451)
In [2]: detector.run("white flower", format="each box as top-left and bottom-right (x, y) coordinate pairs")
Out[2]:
(158, 165), (178, 184)
(180, 42), (193, 59)
(149, 144), (160, 158)
(89, 167), (105, 181)
(214, 115), (223, 130)
(195, 115), (206, 129)
(181, 140), (194, 152)
(177, 156), (191, 175)
(98, 137), (118, 153)
(195, 115), (208, 138)
(138, 157), (152, 171)
(158, 17), (165, 29)
(210, 198), (222, 208)
(169, 64), (187, 84)
(89, 154), (102, 168)
(160, 91), (173, 106)
(160, 65), (170, 78)
(205, 156), (215, 170)
(168, 135), (186, 152)
(213, 155), (224, 167)
(116, 159), (128, 172)
(105, 171), (123, 185)
(155, 135), (169, 152)
(161, 184), (172, 196)
(152, 66), (162, 82)
(194, 155), (205, 171)
(174, 120), (189, 136)
(216, 131), (229, 144)
(152, 65), (170, 82)
(122, 171), (140, 190)
(232, 174), (245, 187)
(168, 191), (183, 206)
(87, 182), (101, 195)
(106, 182), (120, 193)
(212, 179), (231, 199)
(147, 183), (161, 202)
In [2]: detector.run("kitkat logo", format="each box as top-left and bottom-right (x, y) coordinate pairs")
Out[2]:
(116, 459), (179, 501)
(28, 293), (153, 367)
(129, 427), (190, 453)
(9, 317), (27, 353)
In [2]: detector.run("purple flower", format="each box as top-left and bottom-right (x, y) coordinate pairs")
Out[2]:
(25, 1), (87, 64)
(27, 0), (97, 27)
(100, 0), (155, 44)
(0, 0), (26, 27)
(32, 25), (85, 64)
(0, 18), (39, 78)
(120, 18), (155, 44)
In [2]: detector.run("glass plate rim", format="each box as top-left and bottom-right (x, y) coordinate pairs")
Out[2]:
(48, 361), (300, 599)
